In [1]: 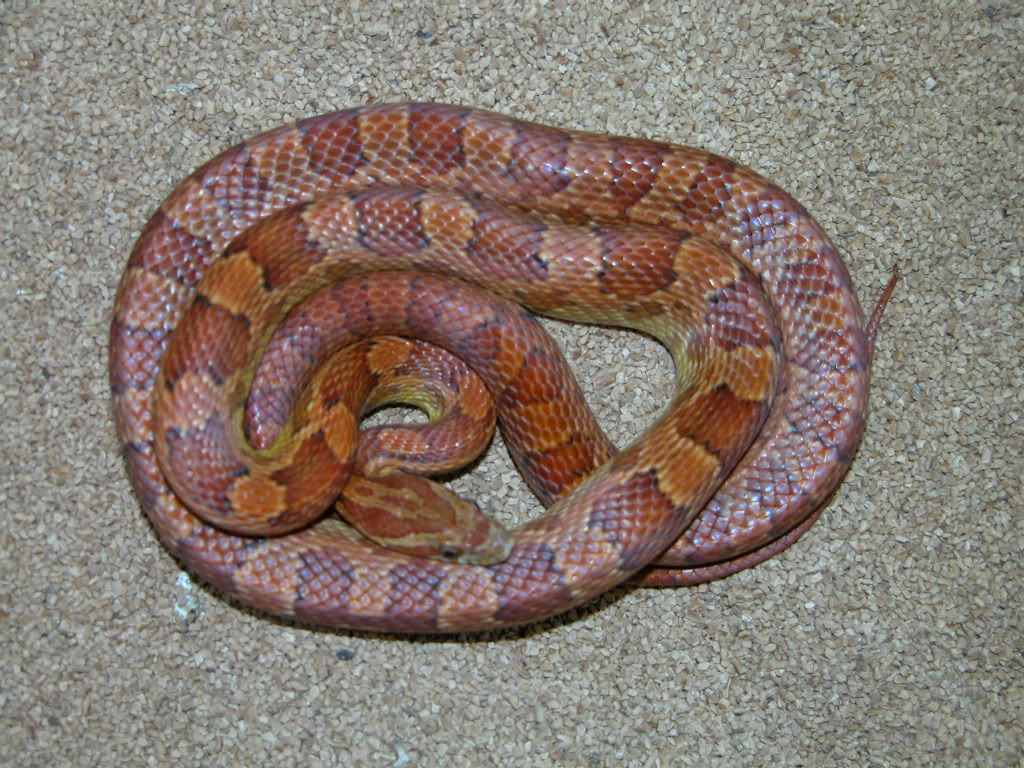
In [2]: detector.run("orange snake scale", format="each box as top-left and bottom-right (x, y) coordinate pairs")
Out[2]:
(110, 103), (877, 633)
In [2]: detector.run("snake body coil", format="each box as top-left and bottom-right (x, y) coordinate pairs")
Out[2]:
(110, 103), (870, 633)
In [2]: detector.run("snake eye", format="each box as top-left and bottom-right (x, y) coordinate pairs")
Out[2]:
(440, 546), (462, 561)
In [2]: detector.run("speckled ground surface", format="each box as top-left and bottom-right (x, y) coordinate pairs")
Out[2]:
(2, 1), (1021, 765)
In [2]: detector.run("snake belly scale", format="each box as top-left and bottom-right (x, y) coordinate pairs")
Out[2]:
(110, 103), (871, 633)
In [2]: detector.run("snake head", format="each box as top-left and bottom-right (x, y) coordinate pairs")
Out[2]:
(437, 513), (514, 566)
(337, 471), (514, 565)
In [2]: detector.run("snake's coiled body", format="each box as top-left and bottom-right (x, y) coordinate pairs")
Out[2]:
(110, 103), (870, 633)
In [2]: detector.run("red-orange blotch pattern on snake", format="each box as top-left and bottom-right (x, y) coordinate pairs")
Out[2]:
(109, 103), (869, 633)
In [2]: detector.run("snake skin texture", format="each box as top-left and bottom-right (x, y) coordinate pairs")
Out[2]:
(110, 103), (872, 633)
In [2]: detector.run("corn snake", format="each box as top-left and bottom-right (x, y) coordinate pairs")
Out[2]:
(109, 102), (884, 633)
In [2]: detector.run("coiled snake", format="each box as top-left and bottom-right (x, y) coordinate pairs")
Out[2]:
(110, 103), (891, 633)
